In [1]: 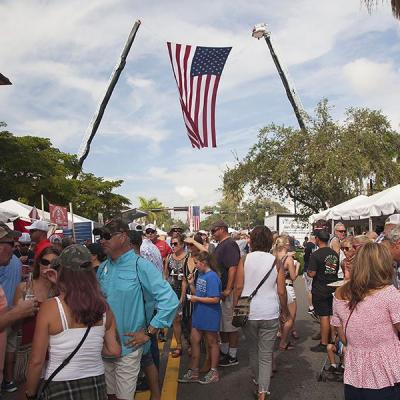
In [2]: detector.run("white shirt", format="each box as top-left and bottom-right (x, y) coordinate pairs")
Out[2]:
(241, 251), (279, 321)
(140, 238), (163, 273)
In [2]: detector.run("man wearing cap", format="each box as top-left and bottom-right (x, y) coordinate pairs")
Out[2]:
(376, 214), (400, 243)
(145, 224), (172, 260)
(0, 223), (37, 394)
(136, 226), (163, 274)
(307, 230), (339, 353)
(210, 220), (241, 367)
(25, 220), (50, 260)
(382, 224), (400, 288)
(96, 219), (178, 400)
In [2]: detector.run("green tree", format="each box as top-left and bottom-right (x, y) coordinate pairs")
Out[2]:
(0, 124), (131, 220)
(223, 100), (400, 215)
(137, 196), (174, 228)
(363, 0), (400, 20)
(201, 196), (288, 229)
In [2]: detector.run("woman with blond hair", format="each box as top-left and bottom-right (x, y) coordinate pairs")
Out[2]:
(272, 235), (298, 350)
(341, 235), (371, 280)
(332, 242), (400, 399)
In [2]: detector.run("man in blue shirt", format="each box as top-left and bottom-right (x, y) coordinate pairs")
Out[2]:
(96, 219), (178, 400)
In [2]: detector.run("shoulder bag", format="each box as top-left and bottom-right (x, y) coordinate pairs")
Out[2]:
(232, 259), (277, 328)
(36, 326), (91, 399)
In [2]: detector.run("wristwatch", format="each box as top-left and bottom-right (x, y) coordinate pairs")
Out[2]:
(144, 326), (156, 338)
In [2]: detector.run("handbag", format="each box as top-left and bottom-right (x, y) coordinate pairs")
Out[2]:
(232, 259), (277, 328)
(35, 326), (91, 399)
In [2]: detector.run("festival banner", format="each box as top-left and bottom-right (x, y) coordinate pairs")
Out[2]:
(49, 204), (68, 228)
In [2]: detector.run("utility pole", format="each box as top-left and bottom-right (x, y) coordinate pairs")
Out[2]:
(252, 23), (306, 131)
(76, 19), (142, 173)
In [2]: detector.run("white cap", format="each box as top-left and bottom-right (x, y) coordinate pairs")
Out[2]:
(198, 230), (208, 235)
(385, 214), (400, 225)
(145, 223), (157, 231)
(25, 220), (49, 232)
(18, 232), (31, 243)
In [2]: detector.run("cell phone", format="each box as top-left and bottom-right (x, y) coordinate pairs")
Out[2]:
(186, 294), (192, 300)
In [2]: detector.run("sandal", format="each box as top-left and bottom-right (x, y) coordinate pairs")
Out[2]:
(279, 342), (294, 351)
(171, 348), (183, 358)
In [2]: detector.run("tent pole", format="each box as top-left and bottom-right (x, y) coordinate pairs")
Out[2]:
(369, 217), (373, 232)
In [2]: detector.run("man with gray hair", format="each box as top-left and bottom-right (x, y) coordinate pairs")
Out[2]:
(382, 224), (400, 288)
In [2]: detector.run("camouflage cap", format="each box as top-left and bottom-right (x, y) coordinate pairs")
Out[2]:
(54, 244), (93, 271)
(0, 222), (21, 242)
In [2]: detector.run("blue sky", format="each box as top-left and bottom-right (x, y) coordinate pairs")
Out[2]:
(1, 0), (400, 213)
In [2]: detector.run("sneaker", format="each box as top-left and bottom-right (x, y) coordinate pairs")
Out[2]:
(312, 332), (321, 340)
(336, 365), (345, 374)
(219, 354), (239, 367)
(310, 343), (327, 353)
(1, 380), (17, 393)
(177, 369), (199, 383)
(326, 365), (337, 373)
(307, 307), (314, 314)
(158, 330), (167, 342)
(310, 310), (319, 321)
(199, 369), (219, 384)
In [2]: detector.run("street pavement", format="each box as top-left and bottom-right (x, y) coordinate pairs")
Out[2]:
(4, 279), (345, 400)
(176, 278), (344, 400)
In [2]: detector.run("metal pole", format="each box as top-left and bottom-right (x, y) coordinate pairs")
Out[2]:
(69, 202), (76, 242)
(76, 19), (142, 171)
(263, 33), (306, 130)
(41, 194), (45, 220)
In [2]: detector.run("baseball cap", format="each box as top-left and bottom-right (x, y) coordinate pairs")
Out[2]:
(25, 220), (49, 232)
(198, 230), (208, 235)
(0, 222), (21, 241)
(18, 232), (31, 244)
(53, 244), (93, 271)
(210, 220), (228, 231)
(145, 223), (157, 232)
(93, 219), (130, 237)
(129, 222), (143, 232)
(168, 225), (183, 234)
(385, 214), (400, 225)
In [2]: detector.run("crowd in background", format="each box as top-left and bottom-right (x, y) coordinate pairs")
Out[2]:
(0, 213), (399, 400)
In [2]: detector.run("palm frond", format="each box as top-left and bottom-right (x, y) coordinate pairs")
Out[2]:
(363, 0), (400, 19)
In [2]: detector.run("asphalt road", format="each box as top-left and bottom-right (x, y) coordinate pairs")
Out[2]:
(4, 279), (345, 400)
(177, 278), (344, 400)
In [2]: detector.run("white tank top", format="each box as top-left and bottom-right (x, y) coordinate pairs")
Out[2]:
(45, 297), (106, 381)
(241, 252), (280, 320)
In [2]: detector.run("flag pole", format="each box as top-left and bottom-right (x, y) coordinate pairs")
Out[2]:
(41, 194), (45, 220)
(76, 19), (142, 172)
(69, 202), (76, 242)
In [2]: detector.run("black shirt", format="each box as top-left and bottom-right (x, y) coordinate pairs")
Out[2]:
(303, 242), (316, 272)
(308, 247), (339, 298)
(214, 237), (240, 290)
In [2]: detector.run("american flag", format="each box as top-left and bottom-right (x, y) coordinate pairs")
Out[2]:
(188, 206), (201, 232)
(167, 43), (231, 148)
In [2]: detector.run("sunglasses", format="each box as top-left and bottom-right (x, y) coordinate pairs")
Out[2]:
(20, 243), (30, 247)
(171, 242), (179, 247)
(210, 227), (221, 234)
(336, 230), (346, 233)
(100, 231), (123, 241)
(145, 230), (156, 234)
(342, 246), (352, 251)
(40, 258), (52, 266)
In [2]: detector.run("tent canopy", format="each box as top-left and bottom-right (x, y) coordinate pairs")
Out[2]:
(0, 199), (92, 225)
(309, 184), (400, 222)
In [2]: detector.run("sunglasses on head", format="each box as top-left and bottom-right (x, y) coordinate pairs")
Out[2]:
(145, 229), (156, 234)
(40, 258), (52, 266)
(100, 231), (123, 241)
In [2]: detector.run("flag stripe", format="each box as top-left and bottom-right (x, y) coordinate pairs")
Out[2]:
(166, 42), (231, 148)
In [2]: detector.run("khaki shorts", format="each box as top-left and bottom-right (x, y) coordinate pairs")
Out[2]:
(103, 348), (143, 400)
(220, 292), (240, 333)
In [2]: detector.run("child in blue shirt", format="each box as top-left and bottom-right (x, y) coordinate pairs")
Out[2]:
(178, 251), (221, 385)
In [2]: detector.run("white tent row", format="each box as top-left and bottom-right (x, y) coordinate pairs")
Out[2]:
(309, 184), (400, 223)
(0, 199), (92, 226)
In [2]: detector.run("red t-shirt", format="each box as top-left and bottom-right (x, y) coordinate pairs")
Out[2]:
(154, 239), (172, 259)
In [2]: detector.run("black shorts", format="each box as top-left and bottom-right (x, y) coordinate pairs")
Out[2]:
(312, 294), (333, 317)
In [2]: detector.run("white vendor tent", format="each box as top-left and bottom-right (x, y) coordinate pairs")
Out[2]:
(347, 184), (400, 220)
(309, 195), (368, 223)
(0, 199), (92, 226)
(309, 184), (400, 224)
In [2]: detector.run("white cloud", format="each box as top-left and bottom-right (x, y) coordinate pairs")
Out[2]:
(175, 186), (197, 200)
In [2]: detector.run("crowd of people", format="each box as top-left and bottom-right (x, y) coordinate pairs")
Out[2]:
(0, 213), (399, 400)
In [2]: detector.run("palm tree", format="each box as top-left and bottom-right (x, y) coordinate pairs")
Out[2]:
(363, 0), (400, 20)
